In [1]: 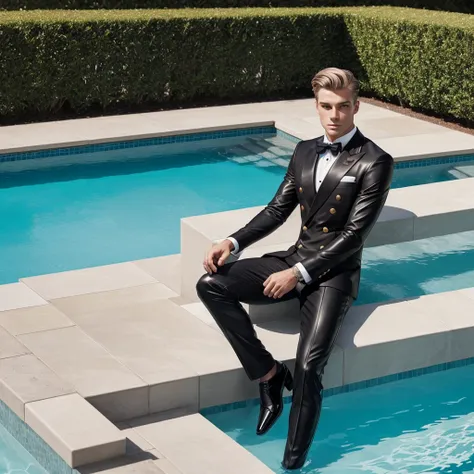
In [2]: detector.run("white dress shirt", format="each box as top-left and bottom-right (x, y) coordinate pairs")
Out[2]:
(227, 126), (358, 285)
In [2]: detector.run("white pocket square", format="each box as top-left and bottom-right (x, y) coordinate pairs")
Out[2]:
(341, 176), (356, 183)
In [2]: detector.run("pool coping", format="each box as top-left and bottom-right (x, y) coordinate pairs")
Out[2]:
(201, 356), (474, 417)
(1, 123), (474, 170)
(1, 98), (474, 161)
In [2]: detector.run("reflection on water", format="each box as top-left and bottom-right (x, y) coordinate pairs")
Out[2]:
(358, 230), (474, 305)
(206, 364), (474, 473)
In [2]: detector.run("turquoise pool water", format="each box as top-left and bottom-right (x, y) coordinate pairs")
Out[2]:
(0, 422), (48, 474)
(206, 363), (474, 473)
(1, 131), (473, 284)
(357, 230), (474, 305)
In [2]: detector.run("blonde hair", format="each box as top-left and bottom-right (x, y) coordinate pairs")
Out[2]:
(311, 67), (360, 103)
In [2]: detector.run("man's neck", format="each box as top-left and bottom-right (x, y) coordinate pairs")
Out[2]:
(325, 125), (356, 143)
(324, 126), (357, 149)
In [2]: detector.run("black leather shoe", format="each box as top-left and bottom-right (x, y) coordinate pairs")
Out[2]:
(281, 455), (306, 471)
(256, 362), (293, 435)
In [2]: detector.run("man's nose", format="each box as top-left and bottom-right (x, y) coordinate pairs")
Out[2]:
(330, 108), (340, 121)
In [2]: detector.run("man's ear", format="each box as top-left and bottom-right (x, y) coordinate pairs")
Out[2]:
(354, 100), (360, 115)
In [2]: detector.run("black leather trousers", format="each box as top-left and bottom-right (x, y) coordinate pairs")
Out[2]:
(196, 256), (353, 467)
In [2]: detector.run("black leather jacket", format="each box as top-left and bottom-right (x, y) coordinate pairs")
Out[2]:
(229, 130), (394, 299)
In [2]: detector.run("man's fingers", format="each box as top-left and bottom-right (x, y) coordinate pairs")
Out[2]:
(271, 285), (281, 299)
(266, 282), (280, 298)
(210, 251), (220, 272)
(217, 250), (229, 266)
(202, 255), (210, 273)
(204, 252), (217, 273)
(274, 286), (287, 299)
(263, 279), (275, 296)
(263, 274), (275, 288)
(209, 258), (217, 273)
(203, 260), (213, 274)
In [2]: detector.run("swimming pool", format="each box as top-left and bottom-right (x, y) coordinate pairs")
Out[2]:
(205, 362), (474, 473)
(0, 421), (48, 473)
(1, 128), (474, 284)
(357, 229), (474, 305)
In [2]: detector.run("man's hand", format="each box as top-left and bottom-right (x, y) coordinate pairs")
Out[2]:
(203, 239), (234, 274)
(263, 269), (298, 299)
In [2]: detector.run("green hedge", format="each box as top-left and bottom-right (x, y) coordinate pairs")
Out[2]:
(2, 0), (474, 12)
(345, 8), (474, 121)
(1, 7), (474, 123)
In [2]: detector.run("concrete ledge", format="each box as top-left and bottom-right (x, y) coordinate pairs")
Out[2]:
(128, 411), (274, 474)
(178, 286), (474, 409)
(25, 393), (126, 468)
(0, 283), (48, 312)
(20, 262), (160, 301)
(338, 297), (452, 385)
(180, 177), (474, 301)
(18, 326), (150, 422)
(0, 354), (74, 420)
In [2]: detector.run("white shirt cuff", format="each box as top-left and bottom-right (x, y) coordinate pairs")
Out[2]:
(225, 237), (239, 255)
(295, 262), (312, 284)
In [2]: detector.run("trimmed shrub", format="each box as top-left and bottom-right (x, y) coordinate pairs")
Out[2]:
(1, 7), (473, 123)
(0, 9), (349, 119)
(1, 0), (474, 13)
(345, 7), (474, 121)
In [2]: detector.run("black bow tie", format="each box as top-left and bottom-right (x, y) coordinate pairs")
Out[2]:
(316, 142), (343, 156)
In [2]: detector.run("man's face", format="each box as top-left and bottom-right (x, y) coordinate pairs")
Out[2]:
(316, 87), (359, 141)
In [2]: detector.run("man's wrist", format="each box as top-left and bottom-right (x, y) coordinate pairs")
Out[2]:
(225, 237), (239, 254)
(224, 239), (234, 250)
(292, 266), (305, 283)
(224, 238), (236, 252)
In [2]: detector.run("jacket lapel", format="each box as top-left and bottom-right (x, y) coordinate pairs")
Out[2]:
(303, 130), (366, 226)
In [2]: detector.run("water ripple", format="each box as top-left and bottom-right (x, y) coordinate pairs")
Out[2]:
(318, 413), (474, 473)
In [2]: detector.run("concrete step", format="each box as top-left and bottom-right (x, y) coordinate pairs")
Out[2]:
(221, 136), (292, 168)
(50, 286), (248, 413)
(25, 393), (126, 468)
(238, 141), (290, 167)
(248, 135), (297, 155)
(0, 353), (74, 420)
(453, 164), (474, 177)
(126, 411), (274, 474)
(18, 325), (150, 422)
(134, 254), (181, 295)
(179, 287), (474, 401)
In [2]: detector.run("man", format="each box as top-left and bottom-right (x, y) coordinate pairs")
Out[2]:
(196, 67), (394, 470)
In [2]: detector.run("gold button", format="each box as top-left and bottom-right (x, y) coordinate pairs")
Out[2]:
(301, 205), (305, 211)
(323, 227), (329, 233)
(320, 245), (325, 249)
(336, 195), (342, 201)
(302, 226), (308, 231)
(330, 208), (336, 215)
(299, 187), (303, 193)
(298, 244), (303, 249)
